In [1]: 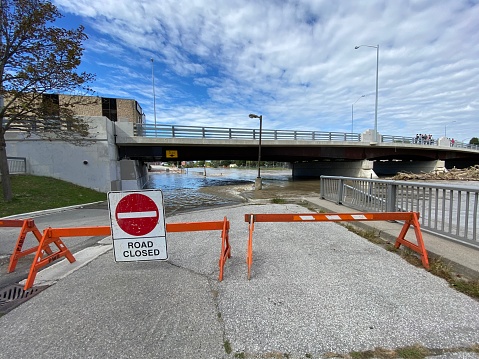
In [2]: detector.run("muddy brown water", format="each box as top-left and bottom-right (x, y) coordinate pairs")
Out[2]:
(145, 168), (321, 215)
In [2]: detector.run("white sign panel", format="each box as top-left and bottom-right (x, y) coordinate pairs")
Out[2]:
(108, 189), (167, 262)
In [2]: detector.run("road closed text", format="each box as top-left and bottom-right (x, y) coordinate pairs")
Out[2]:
(124, 240), (160, 258)
(112, 237), (168, 262)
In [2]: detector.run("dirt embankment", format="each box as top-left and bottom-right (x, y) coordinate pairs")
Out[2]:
(390, 165), (479, 181)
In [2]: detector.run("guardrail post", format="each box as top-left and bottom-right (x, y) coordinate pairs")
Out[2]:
(202, 127), (206, 138)
(229, 128), (232, 139)
(337, 178), (344, 204)
(386, 182), (397, 212)
(320, 177), (325, 199)
(172, 126), (175, 137)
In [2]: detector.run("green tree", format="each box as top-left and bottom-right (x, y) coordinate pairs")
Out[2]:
(470, 137), (479, 145)
(0, 0), (95, 201)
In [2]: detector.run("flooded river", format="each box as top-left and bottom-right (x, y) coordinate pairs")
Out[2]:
(145, 168), (321, 215)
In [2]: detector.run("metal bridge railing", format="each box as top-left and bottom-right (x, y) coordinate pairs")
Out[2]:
(135, 123), (362, 142)
(134, 123), (479, 150)
(320, 175), (479, 248)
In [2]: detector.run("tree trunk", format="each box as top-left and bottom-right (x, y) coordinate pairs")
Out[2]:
(0, 129), (13, 202)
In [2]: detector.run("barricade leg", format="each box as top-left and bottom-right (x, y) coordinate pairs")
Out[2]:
(218, 217), (231, 281)
(394, 213), (429, 269)
(23, 229), (76, 290)
(166, 219), (232, 281)
(246, 215), (254, 280)
(7, 219), (52, 273)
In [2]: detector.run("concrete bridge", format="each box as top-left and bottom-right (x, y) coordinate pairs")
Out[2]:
(115, 122), (479, 179)
(5, 118), (479, 192)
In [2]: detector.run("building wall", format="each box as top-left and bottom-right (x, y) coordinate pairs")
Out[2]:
(59, 94), (102, 117)
(5, 116), (120, 192)
(117, 99), (143, 123)
(4, 93), (143, 123)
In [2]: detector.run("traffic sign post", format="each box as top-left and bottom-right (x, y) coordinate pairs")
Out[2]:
(108, 190), (167, 262)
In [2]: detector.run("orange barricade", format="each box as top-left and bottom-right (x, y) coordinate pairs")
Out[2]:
(166, 218), (231, 282)
(244, 212), (429, 280)
(0, 219), (53, 273)
(22, 226), (101, 290)
(23, 218), (231, 290)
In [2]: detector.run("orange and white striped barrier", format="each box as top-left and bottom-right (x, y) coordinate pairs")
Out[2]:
(244, 212), (429, 280)
(23, 218), (231, 290)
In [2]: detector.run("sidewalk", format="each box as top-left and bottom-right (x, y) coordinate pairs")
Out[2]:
(305, 197), (479, 280)
(0, 202), (478, 358)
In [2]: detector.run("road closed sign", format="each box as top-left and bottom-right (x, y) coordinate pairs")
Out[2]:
(108, 190), (167, 262)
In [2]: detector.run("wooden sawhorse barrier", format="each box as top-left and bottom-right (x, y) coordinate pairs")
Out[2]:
(22, 218), (231, 290)
(244, 212), (429, 280)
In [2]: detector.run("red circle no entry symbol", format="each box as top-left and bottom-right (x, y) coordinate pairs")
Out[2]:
(115, 193), (159, 236)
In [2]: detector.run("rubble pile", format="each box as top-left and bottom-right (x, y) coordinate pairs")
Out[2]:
(391, 165), (479, 181)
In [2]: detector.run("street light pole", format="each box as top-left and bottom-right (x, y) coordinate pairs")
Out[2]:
(151, 58), (157, 131)
(352, 94), (366, 133)
(355, 44), (379, 142)
(249, 113), (263, 190)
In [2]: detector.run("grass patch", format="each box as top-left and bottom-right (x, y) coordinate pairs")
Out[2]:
(349, 345), (429, 359)
(0, 174), (106, 217)
(343, 224), (382, 243)
(395, 345), (431, 359)
(341, 344), (479, 359)
(451, 279), (479, 298)
(224, 340), (232, 354)
(271, 198), (287, 204)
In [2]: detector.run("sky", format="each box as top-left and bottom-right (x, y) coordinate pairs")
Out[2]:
(52, 0), (479, 142)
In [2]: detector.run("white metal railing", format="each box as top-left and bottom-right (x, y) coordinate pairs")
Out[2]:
(135, 123), (361, 142)
(133, 123), (479, 150)
(320, 175), (479, 247)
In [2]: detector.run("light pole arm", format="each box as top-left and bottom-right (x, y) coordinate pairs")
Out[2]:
(355, 44), (379, 142)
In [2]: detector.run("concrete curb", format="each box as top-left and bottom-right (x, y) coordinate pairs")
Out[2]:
(19, 239), (113, 287)
(2, 201), (106, 219)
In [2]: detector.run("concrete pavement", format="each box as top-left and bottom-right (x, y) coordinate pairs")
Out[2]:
(305, 197), (479, 280)
(0, 202), (478, 358)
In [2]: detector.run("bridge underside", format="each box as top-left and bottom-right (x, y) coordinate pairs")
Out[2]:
(118, 143), (479, 169)
(117, 143), (479, 179)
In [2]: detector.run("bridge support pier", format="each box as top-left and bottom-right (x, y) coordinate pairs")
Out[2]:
(373, 159), (446, 176)
(114, 159), (149, 190)
(292, 160), (377, 179)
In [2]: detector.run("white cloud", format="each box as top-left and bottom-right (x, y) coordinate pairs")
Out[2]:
(53, 0), (479, 141)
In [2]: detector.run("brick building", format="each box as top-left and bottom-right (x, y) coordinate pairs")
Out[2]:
(48, 94), (145, 123)
(3, 92), (144, 123)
